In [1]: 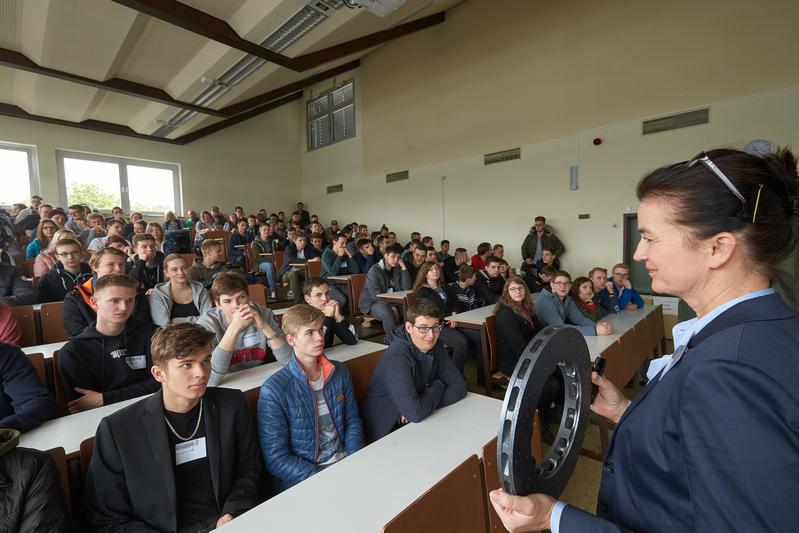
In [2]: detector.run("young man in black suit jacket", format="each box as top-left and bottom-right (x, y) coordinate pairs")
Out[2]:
(85, 323), (266, 532)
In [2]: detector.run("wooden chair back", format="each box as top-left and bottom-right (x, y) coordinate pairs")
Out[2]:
(306, 260), (322, 279)
(273, 250), (284, 270)
(485, 314), (498, 372)
(25, 259), (36, 278)
(206, 230), (230, 261)
(247, 283), (268, 307)
(481, 437), (509, 533)
(178, 252), (197, 267)
(40, 301), (69, 344)
(382, 455), (486, 533)
(348, 274), (367, 317)
(344, 348), (385, 403)
(80, 436), (95, 480)
(26, 352), (47, 386)
(51, 350), (69, 417)
(46, 446), (72, 520)
(10, 304), (37, 347)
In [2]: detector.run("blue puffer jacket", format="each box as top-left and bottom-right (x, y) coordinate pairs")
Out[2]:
(257, 353), (364, 491)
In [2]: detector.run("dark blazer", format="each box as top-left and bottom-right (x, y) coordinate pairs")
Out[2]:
(561, 293), (799, 532)
(415, 285), (457, 319)
(86, 387), (266, 532)
(494, 304), (539, 376)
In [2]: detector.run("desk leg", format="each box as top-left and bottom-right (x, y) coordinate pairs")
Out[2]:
(478, 326), (493, 398)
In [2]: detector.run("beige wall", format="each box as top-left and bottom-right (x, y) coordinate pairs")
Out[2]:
(301, 0), (799, 276)
(0, 100), (303, 216)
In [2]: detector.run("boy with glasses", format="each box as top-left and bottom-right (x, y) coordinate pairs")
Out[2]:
(361, 298), (468, 442)
(535, 271), (612, 336)
(37, 238), (92, 302)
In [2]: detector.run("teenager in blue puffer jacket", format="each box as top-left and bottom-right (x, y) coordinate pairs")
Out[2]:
(257, 305), (363, 492)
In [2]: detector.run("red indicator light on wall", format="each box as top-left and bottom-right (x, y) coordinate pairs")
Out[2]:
(593, 138), (602, 146)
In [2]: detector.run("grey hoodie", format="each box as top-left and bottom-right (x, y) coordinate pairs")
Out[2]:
(196, 304), (291, 386)
(149, 280), (212, 326)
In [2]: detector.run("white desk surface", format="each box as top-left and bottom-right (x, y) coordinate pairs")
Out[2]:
(584, 305), (658, 360)
(32, 303), (42, 311)
(446, 304), (494, 325)
(22, 341), (67, 359)
(220, 393), (501, 533)
(273, 307), (287, 316)
(327, 274), (355, 282)
(377, 289), (412, 301)
(19, 341), (387, 456)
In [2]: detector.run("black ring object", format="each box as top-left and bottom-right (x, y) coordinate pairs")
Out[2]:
(497, 325), (592, 498)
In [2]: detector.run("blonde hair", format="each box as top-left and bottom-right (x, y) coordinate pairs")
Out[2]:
(281, 304), (323, 337)
(46, 229), (78, 252)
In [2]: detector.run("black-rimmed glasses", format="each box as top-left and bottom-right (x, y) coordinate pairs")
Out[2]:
(411, 323), (444, 335)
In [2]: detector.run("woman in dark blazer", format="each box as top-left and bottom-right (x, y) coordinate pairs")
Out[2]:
(491, 148), (799, 532)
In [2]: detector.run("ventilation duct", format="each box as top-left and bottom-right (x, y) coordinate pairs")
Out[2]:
(484, 148), (521, 165)
(153, 3), (342, 137)
(642, 108), (709, 135)
(327, 184), (344, 193)
(386, 170), (409, 183)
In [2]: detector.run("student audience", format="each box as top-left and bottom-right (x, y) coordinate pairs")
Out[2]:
(442, 247), (469, 283)
(146, 222), (165, 252)
(358, 244), (411, 344)
(0, 342), (56, 432)
(450, 264), (478, 313)
(607, 262), (645, 311)
(37, 237), (92, 303)
(150, 254), (212, 326)
(0, 301), (21, 344)
(33, 228), (82, 277)
(404, 243), (427, 283)
(25, 218), (57, 259)
(193, 210), (219, 249)
(0, 264), (36, 306)
(494, 276), (540, 380)
(354, 238), (377, 273)
(588, 266), (621, 315)
(228, 219), (253, 269)
(320, 232), (360, 306)
(303, 278), (358, 348)
(412, 261), (479, 375)
(85, 323), (265, 531)
(474, 255), (504, 306)
(361, 298), (467, 442)
(535, 271), (612, 336)
(188, 239), (231, 289)
(278, 233), (321, 304)
(471, 242), (491, 270)
(126, 234), (165, 293)
(197, 273), (290, 385)
(571, 276), (605, 321)
(62, 247), (150, 337)
(257, 305), (363, 491)
(163, 211), (182, 232)
(436, 239), (451, 264)
(252, 223), (277, 298)
(58, 274), (159, 413)
(87, 218), (126, 252)
(520, 216), (565, 277)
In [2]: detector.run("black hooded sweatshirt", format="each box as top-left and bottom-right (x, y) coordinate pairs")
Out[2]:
(57, 318), (159, 405)
(37, 261), (93, 303)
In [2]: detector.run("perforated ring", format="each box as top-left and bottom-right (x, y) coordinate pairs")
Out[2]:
(497, 325), (592, 498)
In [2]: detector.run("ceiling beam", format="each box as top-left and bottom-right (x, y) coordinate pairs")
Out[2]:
(176, 92), (303, 144)
(110, 0), (446, 73)
(219, 59), (360, 117)
(0, 102), (183, 144)
(109, 0), (301, 70)
(0, 48), (226, 117)
(292, 12), (445, 70)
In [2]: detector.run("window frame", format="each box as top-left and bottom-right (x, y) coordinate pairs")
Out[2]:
(0, 140), (40, 207)
(306, 79), (356, 152)
(55, 149), (182, 217)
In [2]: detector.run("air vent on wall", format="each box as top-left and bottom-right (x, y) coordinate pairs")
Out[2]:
(484, 148), (521, 165)
(386, 170), (409, 183)
(327, 184), (344, 194)
(642, 108), (709, 135)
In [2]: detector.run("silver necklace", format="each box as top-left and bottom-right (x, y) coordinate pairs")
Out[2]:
(164, 398), (203, 441)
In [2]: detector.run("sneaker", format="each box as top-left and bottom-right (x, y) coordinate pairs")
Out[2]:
(286, 289), (293, 299)
(270, 290), (277, 300)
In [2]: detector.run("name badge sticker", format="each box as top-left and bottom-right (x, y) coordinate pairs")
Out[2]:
(126, 355), (147, 370)
(175, 437), (207, 466)
(242, 331), (261, 347)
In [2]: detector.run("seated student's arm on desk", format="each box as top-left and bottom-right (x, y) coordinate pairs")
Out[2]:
(257, 383), (318, 486)
(57, 347), (101, 403)
(0, 347), (56, 432)
(196, 314), (236, 386)
(436, 352), (468, 408)
(86, 419), (160, 533)
(679, 361), (799, 531)
(221, 391), (267, 517)
(385, 354), (446, 423)
(321, 252), (342, 277)
(398, 266), (412, 291)
(335, 317), (358, 345)
(565, 303), (599, 336)
(261, 310), (290, 363)
(338, 365), (365, 453)
(102, 373), (160, 406)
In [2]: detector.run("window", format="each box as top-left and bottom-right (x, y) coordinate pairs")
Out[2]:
(0, 141), (39, 206)
(56, 150), (181, 216)
(307, 79), (355, 151)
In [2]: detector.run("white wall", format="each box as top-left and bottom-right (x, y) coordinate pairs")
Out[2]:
(0, 100), (303, 216)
